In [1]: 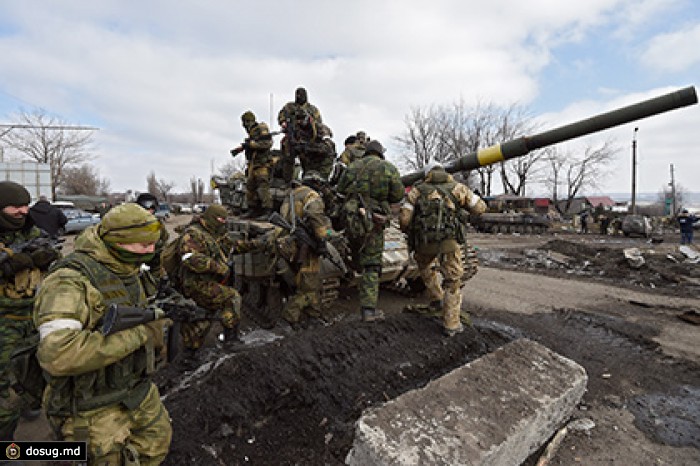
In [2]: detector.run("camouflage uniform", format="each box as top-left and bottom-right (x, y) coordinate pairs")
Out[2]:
(236, 112), (274, 214)
(399, 164), (486, 335)
(33, 204), (171, 464)
(0, 181), (61, 441)
(277, 87), (325, 183)
(176, 206), (241, 348)
(337, 141), (404, 320)
(278, 181), (333, 324)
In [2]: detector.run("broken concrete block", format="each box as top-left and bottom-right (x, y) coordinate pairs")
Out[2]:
(346, 339), (587, 466)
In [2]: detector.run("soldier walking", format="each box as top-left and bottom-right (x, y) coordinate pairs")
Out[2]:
(337, 140), (404, 322)
(33, 203), (172, 463)
(399, 162), (486, 336)
(231, 111), (275, 217)
(0, 182), (61, 441)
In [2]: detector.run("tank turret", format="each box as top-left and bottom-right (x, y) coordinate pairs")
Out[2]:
(401, 86), (698, 186)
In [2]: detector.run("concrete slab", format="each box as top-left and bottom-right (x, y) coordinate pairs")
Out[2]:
(346, 338), (587, 466)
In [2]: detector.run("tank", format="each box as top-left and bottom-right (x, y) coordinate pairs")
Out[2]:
(218, 86), (697, 323)
(470, 195), (552, 234)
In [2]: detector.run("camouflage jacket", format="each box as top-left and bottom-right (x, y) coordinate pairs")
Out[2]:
(178, 221), (229, 285)
(278, 102), (323, 143)
(337, 154), (404, 214)
(1, 221), (54, 311)
(338, 143), (366, 166)
(280, 185), (332, 241)
(244, 121), (274, 166)
(33, 226), (156, 413)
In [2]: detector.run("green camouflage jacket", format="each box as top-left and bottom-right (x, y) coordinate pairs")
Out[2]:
(336, 154), (404, 214)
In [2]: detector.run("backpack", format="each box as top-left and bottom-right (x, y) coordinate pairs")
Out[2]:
(161, 236), (184, 287)
(409, 183), (461, 250)
(342, 195), (374, 241)
(9, 332), (45, 408)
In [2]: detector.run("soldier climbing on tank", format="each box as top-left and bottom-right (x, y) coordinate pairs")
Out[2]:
(399, 161), (487, 336)
(337, 140), (404, 322)
(231, 111), (275, 218)
(277, 87), (327, 183)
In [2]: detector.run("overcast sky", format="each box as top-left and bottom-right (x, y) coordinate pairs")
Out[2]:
(1, 0), (699, 197)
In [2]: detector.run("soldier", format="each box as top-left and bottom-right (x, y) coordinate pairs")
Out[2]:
(28, 195), (68, 238)
(174, 204), (242, 350)
(337, 140), (404, 322)
(136, 192), (171, 278)
(399, 162), (487, 336)
(678, 209), (699, 244)
(277, 87), (325, 183)
(278, 171), (334, 327)
(0, 181), (61, 441)
(33, 203), (171, 463)
(231, 111), (275, 217)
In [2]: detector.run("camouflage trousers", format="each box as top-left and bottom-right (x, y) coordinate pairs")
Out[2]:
(351, 229), (384, 310)
(301, 155), (334, 181)
(414, 248), (465, 331)
(182, 281), (241, 350)
(0, 311), (34, 441)
(49, 383), (171, 465)
(283, 255), (322, 323)
(246, 164), (273, 210)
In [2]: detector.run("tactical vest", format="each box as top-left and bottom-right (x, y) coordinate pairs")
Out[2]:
(341, 158), (387, 240)
(409, 182), (462, 251)
(44, 252), (156, 416)
(0, 227), (42, 312)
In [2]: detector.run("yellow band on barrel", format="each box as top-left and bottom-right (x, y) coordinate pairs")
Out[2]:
(477, 145), (504, 166)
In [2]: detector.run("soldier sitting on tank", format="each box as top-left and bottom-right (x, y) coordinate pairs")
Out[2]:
(231, 110), (275, 218)
(399, 161), (487, 336)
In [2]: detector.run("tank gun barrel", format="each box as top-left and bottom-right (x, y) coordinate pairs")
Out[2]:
(401, 86), (698, 186)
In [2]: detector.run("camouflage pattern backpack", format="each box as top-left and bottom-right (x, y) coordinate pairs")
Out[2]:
(409, 182), (460, 250)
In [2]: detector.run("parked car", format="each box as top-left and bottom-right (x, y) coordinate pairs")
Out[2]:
(61, 208), (101, 234)
(155, 203), (171, 220)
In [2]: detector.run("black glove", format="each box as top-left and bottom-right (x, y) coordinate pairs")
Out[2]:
(1, 253), (34, 277)
(30, 248), (59, 270)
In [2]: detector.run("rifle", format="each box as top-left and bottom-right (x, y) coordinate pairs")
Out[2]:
(267, 211), (347, 275)
(231, 131), (283, 157)
(0, 234), (64, 265)
(100, 299), (211, 337)
(356, 193), (387, 228)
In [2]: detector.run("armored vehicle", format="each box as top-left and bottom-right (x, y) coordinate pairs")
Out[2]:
(217, 86), (697, 324)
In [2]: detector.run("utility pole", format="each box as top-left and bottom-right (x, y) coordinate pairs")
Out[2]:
(669, 163), (676, 216)
(631, 127), (639, 214)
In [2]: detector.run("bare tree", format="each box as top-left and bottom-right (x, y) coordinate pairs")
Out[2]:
(544, 140), (620, 215)
(156, 179), (176, 202)
(146, 171), (158, 197)
(60, 164), (110, 195)
(217, 159), (245, 179)
(1, 108), (96, 198)
(393, 105), (442, 172)
(656, 183), (686, 216)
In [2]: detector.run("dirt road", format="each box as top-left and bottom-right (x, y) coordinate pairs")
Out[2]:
(16, 223), (700, 465)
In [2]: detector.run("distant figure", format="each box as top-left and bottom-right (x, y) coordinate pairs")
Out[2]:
(678, 209), (699, 244)
(29, 195), (68, 238)
(599, 214), (610, 235)
(96, 201), (112, 218)
(580, 211), (589, 234)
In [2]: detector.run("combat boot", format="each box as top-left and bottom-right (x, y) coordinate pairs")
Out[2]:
(221, 323), (241, 346)
(361, 307), (385, 322)
(444, 323), (464, 337)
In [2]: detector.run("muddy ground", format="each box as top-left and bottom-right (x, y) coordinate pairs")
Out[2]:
(16, 219), (700, 465)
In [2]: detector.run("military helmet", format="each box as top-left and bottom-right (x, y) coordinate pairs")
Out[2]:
(241, 110), (256, 124)
(356, 131), (367, 143)
(99, 203), (161, 244)
(135, 192), (159, 211)
(364, 140), (385, 157)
